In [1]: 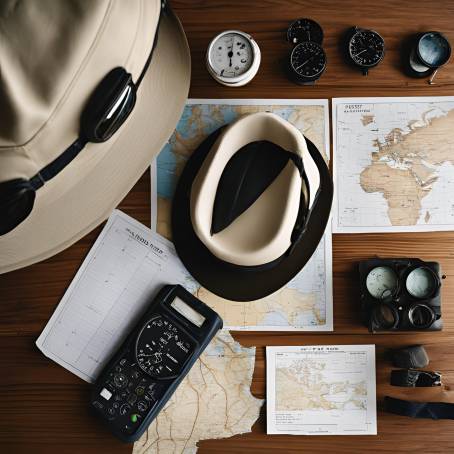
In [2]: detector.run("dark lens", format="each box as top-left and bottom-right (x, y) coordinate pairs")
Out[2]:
(419, 33), (451, 67)
(0, 179), (36, 235)
(408, 304), (435, 329)
(96, 84), (135, 140)
(80, 67), (136, 143)
(372, 303), (398, 330)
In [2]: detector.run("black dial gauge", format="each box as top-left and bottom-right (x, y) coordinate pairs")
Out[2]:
(135, 315), (193, 379)
(287, 18), (324, 45)
(288, 41), (327, 84)
(348, 28), (385, 74)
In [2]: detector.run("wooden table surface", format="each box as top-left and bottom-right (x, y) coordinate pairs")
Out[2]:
(1, 1), (454, 452)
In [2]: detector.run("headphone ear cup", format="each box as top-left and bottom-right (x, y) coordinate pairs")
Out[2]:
(0, 179), (36, 235)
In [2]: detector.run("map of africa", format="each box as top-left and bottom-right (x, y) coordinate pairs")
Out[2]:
(333, 97), (454, 232)
(151, 100), (332, 331)
(133, 330), (263, 454)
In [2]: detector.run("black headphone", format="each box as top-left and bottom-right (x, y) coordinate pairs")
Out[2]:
(0, 3), (166, 235)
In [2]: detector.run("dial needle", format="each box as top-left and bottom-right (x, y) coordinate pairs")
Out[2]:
(295, 57), (313, 71)
(353, 48), (367, 57)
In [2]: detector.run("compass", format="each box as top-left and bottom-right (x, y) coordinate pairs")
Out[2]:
(346, 27), (385, 75)
(288, 41), (327, 84)
(136, 314), (193, 379)
(286, 18), (324, 45)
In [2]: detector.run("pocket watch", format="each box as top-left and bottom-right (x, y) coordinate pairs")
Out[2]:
(346, 27), (385, 75)
(206, 30), (261, 87)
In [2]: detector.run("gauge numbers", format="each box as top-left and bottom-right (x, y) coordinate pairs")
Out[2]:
(136, 315), (193, 379)
(210, 32), (253, 78)
(366, 266), (398, 300)
(290, 41), (326, 80)
(349, 29), (385, 67)
(287, 18), (324, 45)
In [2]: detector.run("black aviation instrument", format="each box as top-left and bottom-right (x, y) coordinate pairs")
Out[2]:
(90, 285), (223, 442)
(286, 18), (324, 45)
(286, 18), (326, 84)
(345, 26), (385, 75)
(359, 258), (443, 332)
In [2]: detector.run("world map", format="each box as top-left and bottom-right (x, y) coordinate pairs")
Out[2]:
(334, 97), (454, 232)
(151, 100), (332, 331)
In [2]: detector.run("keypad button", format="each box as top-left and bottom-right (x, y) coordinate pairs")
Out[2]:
(100, 387), (112, 401)
(131, 370), (140, 380)
(135, 386), (145, 396)
(127, 393), (138, 406)
(137, 400), (148, 412)
(120, 403), (131, 416)
(114, 373), (128, 388)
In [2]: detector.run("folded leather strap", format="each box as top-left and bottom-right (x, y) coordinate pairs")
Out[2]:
(390, 369), (441, 387)
(391, 345), (429, 369)
(384, 396), (454, 420)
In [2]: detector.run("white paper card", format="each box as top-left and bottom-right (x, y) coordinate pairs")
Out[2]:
(266, 345), (377, 435)
(36, 210), (192, 383)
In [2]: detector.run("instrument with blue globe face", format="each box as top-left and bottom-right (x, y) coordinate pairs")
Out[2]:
(407, 31), (451, 81)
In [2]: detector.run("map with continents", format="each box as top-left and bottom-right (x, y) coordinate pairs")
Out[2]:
(151, 99), (332, 331)
(133, 330), (263, 454)
(267, 346), (376, 435)
(333, 97), (454, 232)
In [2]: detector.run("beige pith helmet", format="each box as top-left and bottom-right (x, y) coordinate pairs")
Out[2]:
(0, 0), (190, 273)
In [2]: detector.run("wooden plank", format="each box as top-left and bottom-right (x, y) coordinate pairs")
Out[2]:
(1, 0), (454, 452)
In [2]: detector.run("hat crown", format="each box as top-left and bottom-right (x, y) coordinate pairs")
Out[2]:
(0, 0), (158, 149)
(0, 0), (111, 146)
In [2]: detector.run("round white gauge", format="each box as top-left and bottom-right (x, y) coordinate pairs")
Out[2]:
(206, 30), (261, 87)
(366, 266), (398, 300)
(406, 267), (437, 299)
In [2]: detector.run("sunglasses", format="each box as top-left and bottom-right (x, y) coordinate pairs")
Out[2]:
(0, 3), (166, 235)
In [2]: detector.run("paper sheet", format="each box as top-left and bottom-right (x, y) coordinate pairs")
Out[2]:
(333, 96), (454, 233)
(150, 98), (333, 331)
(36, 210), (197, 382)
(266, 345), (377, 435)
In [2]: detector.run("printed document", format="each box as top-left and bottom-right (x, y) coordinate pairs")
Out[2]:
(333, 96), (454, 233)
(266, 345), (376, 435)
(36, 210), (194, 382)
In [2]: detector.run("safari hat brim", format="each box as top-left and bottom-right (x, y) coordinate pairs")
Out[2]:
(172, 123), (333, 302)
(0, 8), (190, 274)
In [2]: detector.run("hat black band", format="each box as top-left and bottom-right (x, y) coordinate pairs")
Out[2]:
(0, 2), (168, 235)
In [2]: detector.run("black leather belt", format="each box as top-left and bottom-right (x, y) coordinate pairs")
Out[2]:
(390, 369), (441, 387)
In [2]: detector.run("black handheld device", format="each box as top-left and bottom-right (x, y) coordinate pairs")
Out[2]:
(90, 284), (223, 442)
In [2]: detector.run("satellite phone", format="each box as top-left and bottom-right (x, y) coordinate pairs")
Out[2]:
(90, 284), (223, 442)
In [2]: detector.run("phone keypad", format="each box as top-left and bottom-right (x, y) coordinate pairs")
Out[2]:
(92, 356), (165, 435)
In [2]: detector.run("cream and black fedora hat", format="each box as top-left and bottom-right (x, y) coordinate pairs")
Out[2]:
(0, 0), (190, 273)
(172, 112), (333, 301)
